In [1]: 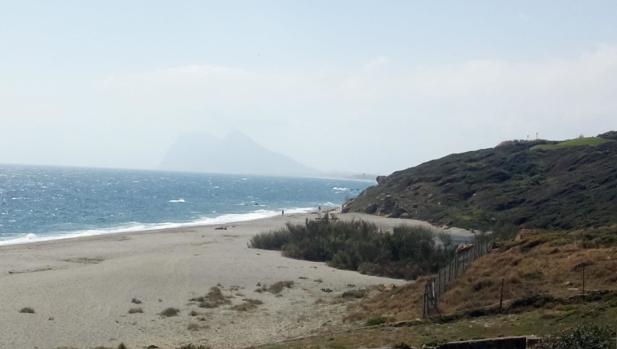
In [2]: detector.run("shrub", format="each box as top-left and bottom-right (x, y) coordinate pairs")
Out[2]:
(267, 281), (294, 294)
(250, 219), (455, 279)
(249, 229), (290, 250)
(159, 307), (180, 317)
(538, 325), (616, 349)
(191, 287), (231, 308)
(365, 316), (388, 326)
(128, 307), (143, 314)
(19, 307), (35, 314)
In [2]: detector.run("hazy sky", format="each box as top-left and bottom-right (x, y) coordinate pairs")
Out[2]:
(2, 1), (617, 174)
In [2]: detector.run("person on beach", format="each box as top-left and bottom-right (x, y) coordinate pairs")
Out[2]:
(281, 210), (284, 216)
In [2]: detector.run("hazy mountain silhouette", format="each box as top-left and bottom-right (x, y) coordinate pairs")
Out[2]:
(160, 131), (319, 177)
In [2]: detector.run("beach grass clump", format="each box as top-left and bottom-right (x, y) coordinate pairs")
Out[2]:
(250, 218), (455, 279)
(128, 307), (143, 314)
(131, 298), (142, 304)
(341, 289), (368, 299)
(177, 345), (210, 349)
(365, 316), (388, 326)
(159, 307), (180, 317)
(231, 298), (263, 311)
(19, 307), (35, 314)
(191, 287), (231, 308)
(248, 229), (290, 250)
(267, 281), (294, 294)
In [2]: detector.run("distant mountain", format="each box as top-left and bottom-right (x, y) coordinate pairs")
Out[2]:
(160, 131), (320, 177)
(344, 131), (617, 235)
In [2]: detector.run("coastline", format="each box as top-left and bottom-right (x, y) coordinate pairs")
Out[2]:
(0, 207), (321, 247)
(0, 212), (471, 348)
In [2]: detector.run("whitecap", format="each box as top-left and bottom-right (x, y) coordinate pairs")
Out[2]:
(332, 187), (350, 192)
(0, 207), (318, 246)
(168, 198), (186, 203)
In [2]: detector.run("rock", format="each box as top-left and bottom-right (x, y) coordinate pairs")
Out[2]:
(378, 195), (396, 214)
(376, 176), (387, 185)
(365, 203), (378, 214)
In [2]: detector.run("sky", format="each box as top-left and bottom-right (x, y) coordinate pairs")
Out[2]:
(1, 0), (617, 175)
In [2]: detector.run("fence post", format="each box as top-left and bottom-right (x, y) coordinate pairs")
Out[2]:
(499, 278), (504, 311)
(582, 266), (586, 296)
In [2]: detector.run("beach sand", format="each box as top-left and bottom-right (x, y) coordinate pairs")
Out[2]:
(0, 212), (471, 349)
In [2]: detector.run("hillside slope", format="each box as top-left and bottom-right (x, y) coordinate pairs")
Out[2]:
(344, 132), (617, 234)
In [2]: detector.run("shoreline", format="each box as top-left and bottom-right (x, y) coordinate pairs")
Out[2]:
(0, 206), (325, 248)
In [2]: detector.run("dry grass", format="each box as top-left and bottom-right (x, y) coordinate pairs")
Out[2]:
(346, 282), (426, 323)
(267, 281), (294, 294)
(190, 287), (232, 308)
(439, 234), (617, 314)
(346, 229), (617, 323)
(231, 298), (263, 311)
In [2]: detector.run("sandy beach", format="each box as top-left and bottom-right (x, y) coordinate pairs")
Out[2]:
(0, 211), (471, 349)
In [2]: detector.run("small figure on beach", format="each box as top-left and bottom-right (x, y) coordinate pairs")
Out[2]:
(281, 210), (285, 216)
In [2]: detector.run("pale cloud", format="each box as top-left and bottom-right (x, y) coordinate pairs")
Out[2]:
(90, 46), (617, 173)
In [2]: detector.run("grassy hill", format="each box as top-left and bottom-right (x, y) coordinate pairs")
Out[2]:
(344, 131), (617, 236)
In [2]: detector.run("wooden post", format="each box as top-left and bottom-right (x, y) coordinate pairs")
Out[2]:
(582, 266), (586, 296)
(499, 278), (505, 311)
(423, 285), (427, 318)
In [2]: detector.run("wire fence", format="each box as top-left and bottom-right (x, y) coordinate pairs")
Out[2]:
(423, 237), (493, 318)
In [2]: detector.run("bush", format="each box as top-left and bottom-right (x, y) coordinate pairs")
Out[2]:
(365, 316), (388, 326)
(250, 219), (455, 279)
(19, 307), (35, 314)
(248, 229), (290, 250)
(538, 325), (616, 349)
(159, 307), (180, 317)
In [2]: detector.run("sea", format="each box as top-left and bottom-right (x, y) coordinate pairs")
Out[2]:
(0, 165), (372, 245)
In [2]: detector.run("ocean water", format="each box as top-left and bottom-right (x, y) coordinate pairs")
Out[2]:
(0, 165), (372, 245)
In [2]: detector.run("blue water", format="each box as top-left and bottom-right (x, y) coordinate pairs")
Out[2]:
(0, 165), (372, 245)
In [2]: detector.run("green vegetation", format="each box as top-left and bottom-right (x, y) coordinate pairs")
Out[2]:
(538, 325), (616, 349)
(250, 217), (455, 279)
(344, 131), (617, 236)
(256, 293), (617, 349)
(159, 307), (180, 317)
(532, 136), (610, 151)
(128, 307), (143, 314)
(365, 316), (388, 326)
